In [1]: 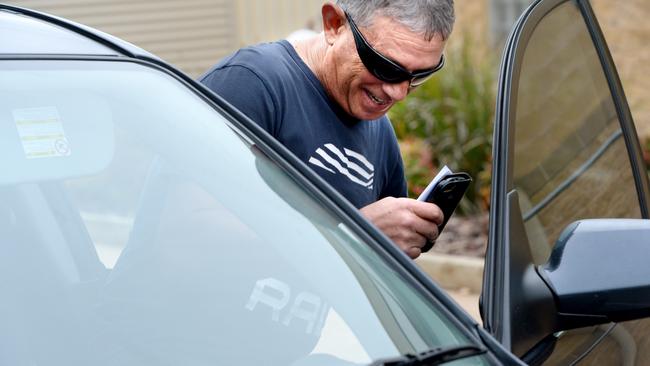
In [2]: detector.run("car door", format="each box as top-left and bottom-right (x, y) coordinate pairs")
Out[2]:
(481, 0), (650, 364)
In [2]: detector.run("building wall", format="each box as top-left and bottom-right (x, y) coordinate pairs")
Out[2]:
(7, 0), (322, 78)
(591, 0), (650, 138)
(235, 0), (322, 48)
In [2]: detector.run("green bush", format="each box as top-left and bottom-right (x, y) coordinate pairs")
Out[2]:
(389, 36), (496, 214)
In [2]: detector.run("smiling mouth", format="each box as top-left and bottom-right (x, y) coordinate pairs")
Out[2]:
(365, 89), (388, 106)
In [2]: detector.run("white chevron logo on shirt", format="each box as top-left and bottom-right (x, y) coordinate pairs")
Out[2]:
(308, 144), (374, 189)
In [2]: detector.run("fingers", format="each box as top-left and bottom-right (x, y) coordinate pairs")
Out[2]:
(409, 200), (444, 226)
(397, 199), (443, 242)
(409, 213), (441, 242)
(384, 203), (441, 257)
(360, 197), (445, 259)
(404, 246), (422, 259)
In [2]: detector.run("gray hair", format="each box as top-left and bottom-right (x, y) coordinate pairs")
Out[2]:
(336, 0), (455, 41)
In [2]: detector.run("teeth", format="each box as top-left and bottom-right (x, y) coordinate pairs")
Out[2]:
(367, 91), (386, 105)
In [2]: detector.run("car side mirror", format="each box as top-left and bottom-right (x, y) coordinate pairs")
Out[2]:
(539, 219), (650, 329)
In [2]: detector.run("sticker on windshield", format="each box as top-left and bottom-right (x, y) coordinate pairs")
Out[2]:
(12, 106), (71, 159)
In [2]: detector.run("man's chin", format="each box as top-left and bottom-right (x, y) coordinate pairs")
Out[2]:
(356, 92), (392, 119)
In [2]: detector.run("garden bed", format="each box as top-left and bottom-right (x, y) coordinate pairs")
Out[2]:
(431, 213), (488, 258)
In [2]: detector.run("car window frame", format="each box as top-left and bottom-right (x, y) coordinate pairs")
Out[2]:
(482, 0), (650, 362)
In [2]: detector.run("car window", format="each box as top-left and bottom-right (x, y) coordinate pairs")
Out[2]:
(0, 60), (490, 366)
(509, 2), (649, 364)
(511, 1), (641, 266)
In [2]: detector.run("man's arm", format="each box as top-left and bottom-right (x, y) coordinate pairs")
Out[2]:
(360, 197), (443, 259)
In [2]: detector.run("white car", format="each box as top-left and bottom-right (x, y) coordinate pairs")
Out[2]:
(2, 0), (649, 364)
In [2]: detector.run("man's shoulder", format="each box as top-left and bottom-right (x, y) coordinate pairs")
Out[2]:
(210, 41), (296, 81)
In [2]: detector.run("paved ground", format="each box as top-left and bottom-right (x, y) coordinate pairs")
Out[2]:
(446, 288), (481, 323)
(415, 252), (483, 323)
(417, 214), (488, 323)
(431, 213), (488, 258)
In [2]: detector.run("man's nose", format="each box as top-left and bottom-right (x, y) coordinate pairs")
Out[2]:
(382, 80), (410, 102)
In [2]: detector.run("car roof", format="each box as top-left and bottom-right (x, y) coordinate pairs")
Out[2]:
(0, 4), (159, 61)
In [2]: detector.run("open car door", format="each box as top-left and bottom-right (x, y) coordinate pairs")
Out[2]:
(482, 0), (650, 364)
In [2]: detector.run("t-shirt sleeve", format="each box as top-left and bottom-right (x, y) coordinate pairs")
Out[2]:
(200, 64), (279, 136)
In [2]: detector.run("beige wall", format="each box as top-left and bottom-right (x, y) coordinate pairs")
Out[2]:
(6, 0), (323, 78)
(235, 0), (322, 48)
(454, 0), (489, 46)
(591, 0), (650, 138)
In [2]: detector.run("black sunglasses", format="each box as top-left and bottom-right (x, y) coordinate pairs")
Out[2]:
(345, 12), (444, 87)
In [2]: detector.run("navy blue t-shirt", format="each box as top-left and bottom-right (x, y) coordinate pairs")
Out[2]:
(200, 40), (407, 208)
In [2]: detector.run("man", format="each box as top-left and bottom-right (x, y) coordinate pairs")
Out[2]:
(201, 0), (454, 258)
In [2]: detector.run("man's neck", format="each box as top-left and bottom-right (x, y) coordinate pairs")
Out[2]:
(289, 34), (328, 88)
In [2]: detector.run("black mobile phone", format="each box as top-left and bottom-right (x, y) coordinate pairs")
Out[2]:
(422, 172), (472, 252)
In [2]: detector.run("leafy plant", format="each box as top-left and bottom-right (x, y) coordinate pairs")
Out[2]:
(389, 35), (496, 214)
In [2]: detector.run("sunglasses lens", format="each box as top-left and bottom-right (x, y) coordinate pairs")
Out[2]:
(409, 73), (435, 87)
(409, 55), (444, 87)
(362, 41), (443, 86)
(355, 39), (406, 83)
(370, 63), (407, 83)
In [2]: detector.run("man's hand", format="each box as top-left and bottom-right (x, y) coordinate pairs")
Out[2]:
(360, 197), (444, 259)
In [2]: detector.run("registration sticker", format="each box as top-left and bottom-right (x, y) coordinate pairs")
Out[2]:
(12, 106), (71, 159)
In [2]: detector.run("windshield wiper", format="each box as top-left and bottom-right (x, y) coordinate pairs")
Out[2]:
(368, 344), (487, 366)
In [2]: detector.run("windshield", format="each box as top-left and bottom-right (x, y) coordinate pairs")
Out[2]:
(0, 60), (486, 365)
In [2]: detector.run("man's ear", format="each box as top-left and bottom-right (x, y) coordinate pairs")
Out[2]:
(321, 3), (346, 45)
